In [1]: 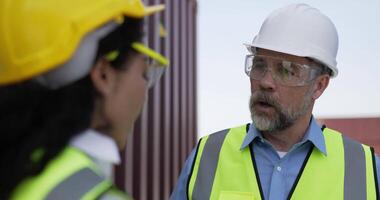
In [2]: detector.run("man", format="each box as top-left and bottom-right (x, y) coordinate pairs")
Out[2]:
(171, 3), (379, 200)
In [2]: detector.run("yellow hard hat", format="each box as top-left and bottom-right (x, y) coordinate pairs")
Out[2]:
(0, 0), (165, 86)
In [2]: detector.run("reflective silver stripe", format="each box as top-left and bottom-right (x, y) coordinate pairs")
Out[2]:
(343, 136), (367, 200)
(45, 168), (106, 200)
(192, 129), (229, 200)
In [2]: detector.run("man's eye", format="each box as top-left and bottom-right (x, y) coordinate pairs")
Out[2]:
(280, 67), (293, 76)
(279, 62), (296, 77)
(253, 61), (266, 69)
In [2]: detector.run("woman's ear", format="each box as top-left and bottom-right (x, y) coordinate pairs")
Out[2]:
(312, 75), (330, 100)
(90, 58), (117, 96)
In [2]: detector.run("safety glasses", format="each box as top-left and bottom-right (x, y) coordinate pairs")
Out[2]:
(245, 54), (321, 87)
(106, 42), (169, 88)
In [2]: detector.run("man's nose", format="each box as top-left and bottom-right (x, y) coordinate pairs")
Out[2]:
(257, 67), (277, 91)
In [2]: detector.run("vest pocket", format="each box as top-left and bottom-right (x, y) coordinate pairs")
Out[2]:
(218, 191), (255, 200)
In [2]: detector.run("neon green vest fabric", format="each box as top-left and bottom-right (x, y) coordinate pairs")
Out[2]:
(11, 146), (132, 200)
(188, 124), (378, 200)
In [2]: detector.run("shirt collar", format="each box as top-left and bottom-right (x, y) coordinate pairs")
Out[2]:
(240, 117), (327, 156)
(69, 129), (121, 164)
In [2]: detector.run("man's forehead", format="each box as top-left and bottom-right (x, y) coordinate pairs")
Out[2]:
(256, 48), (312, 64)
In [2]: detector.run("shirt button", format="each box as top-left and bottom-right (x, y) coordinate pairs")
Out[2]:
(277, 166), (282, 171)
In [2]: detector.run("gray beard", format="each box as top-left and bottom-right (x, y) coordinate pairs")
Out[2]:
(249, 88), (313, 133)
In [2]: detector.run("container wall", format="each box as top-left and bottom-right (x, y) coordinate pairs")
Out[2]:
(114, 0), (198, 199)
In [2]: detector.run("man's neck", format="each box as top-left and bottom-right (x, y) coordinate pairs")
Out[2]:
(261, 114), (312, 152)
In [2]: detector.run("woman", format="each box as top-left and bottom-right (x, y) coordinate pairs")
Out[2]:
(0, 0), (168, 199)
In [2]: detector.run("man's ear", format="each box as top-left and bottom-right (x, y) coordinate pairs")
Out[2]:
(312, 75), (330, 100)
(90, 58), (117, 96)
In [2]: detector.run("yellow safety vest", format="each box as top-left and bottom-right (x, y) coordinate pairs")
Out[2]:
(11, 146), (132, 200)
(188, 124), (379, 200)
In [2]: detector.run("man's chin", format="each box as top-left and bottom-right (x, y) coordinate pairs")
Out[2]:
(252, 114), (274, 131)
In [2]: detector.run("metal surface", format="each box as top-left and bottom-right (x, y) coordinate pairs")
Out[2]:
(114, 0), (198, 199)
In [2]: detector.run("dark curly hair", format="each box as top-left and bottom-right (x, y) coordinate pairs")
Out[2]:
(0, 17), (143, 199)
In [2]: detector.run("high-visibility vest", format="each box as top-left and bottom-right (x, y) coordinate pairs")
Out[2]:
(11, 146), (132, 200)
(188, 124), (379, 200)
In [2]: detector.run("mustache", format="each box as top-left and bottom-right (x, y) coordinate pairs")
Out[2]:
(250, 92), (280, 109)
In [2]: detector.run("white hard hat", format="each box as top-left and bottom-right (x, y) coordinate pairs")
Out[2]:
(244, 3), (339, 77)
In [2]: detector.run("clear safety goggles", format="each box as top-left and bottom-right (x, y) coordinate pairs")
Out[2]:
(105, 42), (169, 88)
(244, 54), (321, 87)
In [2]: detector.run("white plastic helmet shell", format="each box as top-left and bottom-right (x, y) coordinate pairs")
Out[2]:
(245, 3), (339, 77)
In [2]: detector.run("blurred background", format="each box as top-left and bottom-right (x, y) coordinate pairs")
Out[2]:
(115, 0), (380, 199)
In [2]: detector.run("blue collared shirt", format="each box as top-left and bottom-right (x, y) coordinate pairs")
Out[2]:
(171, 118), (380, 200)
